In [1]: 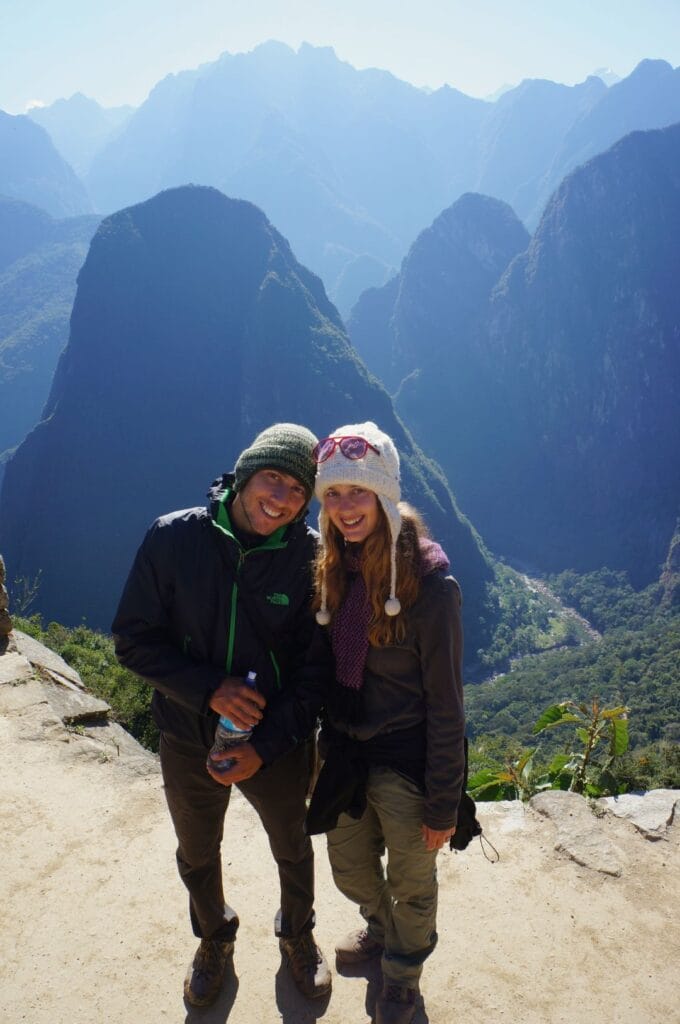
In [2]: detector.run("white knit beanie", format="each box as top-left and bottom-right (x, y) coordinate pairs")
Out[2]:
(314, 421), (402, 625)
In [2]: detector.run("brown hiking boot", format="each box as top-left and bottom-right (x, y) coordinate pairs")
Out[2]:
(279, 932), (332, 999)
(183, 938), (234, 1007)
(335, 926), (384, 964)
(376, 982), (419, 1024)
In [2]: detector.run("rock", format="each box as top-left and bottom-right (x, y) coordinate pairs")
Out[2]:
(596, 790), (680, 840)
(0, 651), (32, 686)
(0, 554), (12, 636)
(530, 790), (624, 876)
(39, 681), (110, 725)
(12, 629), (84, 688)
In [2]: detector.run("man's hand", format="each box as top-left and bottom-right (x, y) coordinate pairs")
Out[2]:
(421, 824), (456, 852)
(209, 676), (266, 730)
(206, 743), (264, 786)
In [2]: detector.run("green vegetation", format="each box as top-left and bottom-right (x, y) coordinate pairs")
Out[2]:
(469, 699), (631, 801)
(548, 568), (662, 633)
(475, 564), (585, 675)
(467, 567), (680, 794)
(14, 615), (158, 751)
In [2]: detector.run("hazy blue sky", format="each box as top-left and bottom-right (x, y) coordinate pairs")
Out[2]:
(2, 0), (679, 113)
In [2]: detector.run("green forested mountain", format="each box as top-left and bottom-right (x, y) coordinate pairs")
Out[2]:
(349, 192), (529, 392)
(358, 123), (680, 587)
(0, 185), (496, 657)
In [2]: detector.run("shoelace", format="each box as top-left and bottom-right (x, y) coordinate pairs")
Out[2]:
(289, 935), (321, 968)
(196, 940), (225, 975)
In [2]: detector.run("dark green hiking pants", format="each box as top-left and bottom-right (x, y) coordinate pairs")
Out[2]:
(327, 765), (439, 986)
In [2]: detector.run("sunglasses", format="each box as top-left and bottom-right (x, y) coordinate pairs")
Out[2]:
(313, 435), (380, 464)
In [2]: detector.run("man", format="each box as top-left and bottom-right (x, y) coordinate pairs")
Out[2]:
(112, 423), (331, 1007)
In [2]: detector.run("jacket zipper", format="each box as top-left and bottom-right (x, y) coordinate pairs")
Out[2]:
(214, 498), (287, 687)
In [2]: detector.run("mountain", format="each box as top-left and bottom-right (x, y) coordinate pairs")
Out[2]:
(0, 111), (92, 217)
(530, 60), (680, 225)
(28, 93), (133, 177)
(349, 193), (529, 392)
(83, 44), (680, 309)
(0, 198), (100, 455)
(86, 42), (488, 309)
(0, 186), (495, 655)
(473, 75), (606, 226)
(387, 124), (680, 586)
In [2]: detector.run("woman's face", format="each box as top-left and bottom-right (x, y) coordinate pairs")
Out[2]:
(323, 484), (380, 544)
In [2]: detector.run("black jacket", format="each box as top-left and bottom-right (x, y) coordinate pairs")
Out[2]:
(112, 475), (318, 765)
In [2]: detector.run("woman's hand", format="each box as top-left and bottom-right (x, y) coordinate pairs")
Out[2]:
(421, 824), (456, 852)
(206, 742), (264, 786)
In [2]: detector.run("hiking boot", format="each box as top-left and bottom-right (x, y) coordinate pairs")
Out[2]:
(279, 932), (332, 999)
(183, 938), (234, 1007)
(376, 982), (419, 1024)
(335, 926), (384, 964)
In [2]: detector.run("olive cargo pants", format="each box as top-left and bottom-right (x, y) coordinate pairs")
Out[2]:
(326, 766), (439, 987)
(160, 734), (316, 941)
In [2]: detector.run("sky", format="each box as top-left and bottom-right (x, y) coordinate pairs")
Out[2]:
(2, 0), (679, 114)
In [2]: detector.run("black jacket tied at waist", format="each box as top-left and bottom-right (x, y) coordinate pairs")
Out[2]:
(305, 722), (427, 836)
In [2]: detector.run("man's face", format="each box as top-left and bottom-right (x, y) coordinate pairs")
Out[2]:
(231, 468), (308, 536)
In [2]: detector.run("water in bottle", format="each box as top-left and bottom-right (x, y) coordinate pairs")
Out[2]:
(208, 671), (258, 773)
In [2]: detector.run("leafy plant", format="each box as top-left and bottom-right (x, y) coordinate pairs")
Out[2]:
(468, 748), (537, 801)
(532, 698), (630, 796)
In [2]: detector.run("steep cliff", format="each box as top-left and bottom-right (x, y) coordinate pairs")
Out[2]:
(0, 198), (99, 454)
(349, 193), (529, 392)
(390, 124), (680, 584)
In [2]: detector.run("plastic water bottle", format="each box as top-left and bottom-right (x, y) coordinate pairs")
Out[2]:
(208, 671), (258, 773)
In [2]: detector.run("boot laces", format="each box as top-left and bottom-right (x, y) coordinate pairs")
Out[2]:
(289, 932), (321, 969)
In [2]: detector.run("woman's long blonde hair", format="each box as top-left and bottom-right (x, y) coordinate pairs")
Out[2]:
(313, 501), (429, 645)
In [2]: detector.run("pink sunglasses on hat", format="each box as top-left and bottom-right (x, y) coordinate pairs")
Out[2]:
(313, 435), (380, 464)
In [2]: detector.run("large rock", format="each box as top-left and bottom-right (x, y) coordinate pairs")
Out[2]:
(596, 790), (680, 841)
(0, 553), (11, 636)
(530, 791), (624, 876)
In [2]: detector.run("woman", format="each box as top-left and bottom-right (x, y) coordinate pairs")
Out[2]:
(306, 421), (466, 1024)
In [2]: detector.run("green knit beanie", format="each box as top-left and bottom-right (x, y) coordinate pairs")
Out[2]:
(233, 423), (318, 500)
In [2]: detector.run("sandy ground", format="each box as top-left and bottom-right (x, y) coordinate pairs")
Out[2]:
(1, 690), (679, 1024)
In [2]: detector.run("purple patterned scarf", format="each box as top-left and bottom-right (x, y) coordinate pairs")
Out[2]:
(330, 538), (450, 692)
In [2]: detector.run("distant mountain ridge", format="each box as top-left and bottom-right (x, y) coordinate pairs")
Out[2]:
(80, 43), (680, 309)
(0, 186), (495, 657)
(357, 123), (680, 585)
(0, 110), (92, 217)
(28, 93), (133, 177)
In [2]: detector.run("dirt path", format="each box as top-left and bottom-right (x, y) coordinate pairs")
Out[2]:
(1, 663), (679, 1024)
